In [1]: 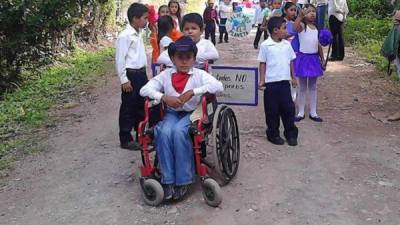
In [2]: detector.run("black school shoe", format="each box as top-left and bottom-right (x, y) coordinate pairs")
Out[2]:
(286, 138), (298, 146)
(267, 136), (285, 145)
(294, 115), (305, 122)
(309, 115), (323, 122)
(120, 141), (142, 151)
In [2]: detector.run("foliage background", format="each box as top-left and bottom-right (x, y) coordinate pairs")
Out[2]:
(0, 0), (116, 95)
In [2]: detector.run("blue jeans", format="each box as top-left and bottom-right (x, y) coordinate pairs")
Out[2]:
(316, 4), (327, 30)
(155, 109), (195, 185)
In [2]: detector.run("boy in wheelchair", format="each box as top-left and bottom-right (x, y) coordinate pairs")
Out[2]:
(139, 36), (224, 200)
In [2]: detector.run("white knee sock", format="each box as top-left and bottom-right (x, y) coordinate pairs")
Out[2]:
(297, 77), (308, 117)
(308, 77), (318, 117)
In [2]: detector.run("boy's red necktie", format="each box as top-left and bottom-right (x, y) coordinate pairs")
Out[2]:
(171, 72), (190, 94)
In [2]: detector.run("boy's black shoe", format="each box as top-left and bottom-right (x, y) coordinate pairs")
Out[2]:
(267, 136), (285, 145)
(218, 40), (223, 44)
(254, 44), (258, 49)
(309, 115), (323, 122)
(173, 185), (189, 200)
(294, 115), (305, 122)
(225, 40), (229, 43)
(163, 184), (174, 200)
(120, 141), (142, 151)
(287, 138), (298, 146)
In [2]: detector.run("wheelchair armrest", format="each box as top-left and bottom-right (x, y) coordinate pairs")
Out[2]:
(197, 93), (217, 132)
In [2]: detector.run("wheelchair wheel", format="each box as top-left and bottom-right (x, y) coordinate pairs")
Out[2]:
(142, 179), (164, 206)
(210, 105), (240, 185)
(202, 178), (222, 207)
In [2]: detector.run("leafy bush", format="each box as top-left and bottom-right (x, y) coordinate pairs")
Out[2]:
(348, 0), (393, 18)
(0, 0), (116, 94)
(344, 17), (392, 72)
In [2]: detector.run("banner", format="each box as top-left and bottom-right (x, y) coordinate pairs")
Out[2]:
(225, 11), (253, 38)
(210, 66), (258, 106)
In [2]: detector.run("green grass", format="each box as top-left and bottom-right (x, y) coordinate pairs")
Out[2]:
(0, 48), (115, 175)
(344, 17), (394, 75)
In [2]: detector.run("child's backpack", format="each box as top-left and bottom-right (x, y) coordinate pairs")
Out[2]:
(381, 26), (400, 75)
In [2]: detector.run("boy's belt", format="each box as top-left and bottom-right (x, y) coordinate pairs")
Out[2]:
(127, 67), (146, 73)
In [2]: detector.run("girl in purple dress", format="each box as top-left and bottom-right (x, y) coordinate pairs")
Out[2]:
(293, 4), (325, 122)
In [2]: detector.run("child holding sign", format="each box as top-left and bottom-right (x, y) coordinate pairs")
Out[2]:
(258, 16), (298, 146)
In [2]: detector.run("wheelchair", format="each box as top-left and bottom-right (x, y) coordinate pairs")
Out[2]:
(137, 94), (240, 207)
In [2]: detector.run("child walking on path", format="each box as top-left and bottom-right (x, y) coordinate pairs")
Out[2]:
(115, 3), (149, 150)
(258, 16), (298, 146)
(253, 0), (270, 49)
(294, 4), (325, 122)
(203, 0), (219, 45)
(218, 0), (232, 43)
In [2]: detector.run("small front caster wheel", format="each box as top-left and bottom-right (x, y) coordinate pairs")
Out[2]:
(142, 179), (164, 206)
(202, 178), (222, 207)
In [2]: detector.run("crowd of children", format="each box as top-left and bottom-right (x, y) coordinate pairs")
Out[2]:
(115, 0), (344, 200)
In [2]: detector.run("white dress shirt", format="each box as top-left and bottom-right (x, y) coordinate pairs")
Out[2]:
(140, 67), (224, 112)
(253, 7), (270, 25)
(115, 24), (147, 84)
(219, 3), (232, 19)
(328, 0), (349, 22)
(156, 38), (219, 68)
(257, 37), (296, 83)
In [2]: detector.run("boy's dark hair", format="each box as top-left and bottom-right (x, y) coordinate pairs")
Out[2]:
(267, 16), (286, 34)
(127, 3), (148, 23)
(181, 13), (204, 31)
(157, 16), (174, 45)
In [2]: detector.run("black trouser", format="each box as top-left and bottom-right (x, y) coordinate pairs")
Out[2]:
(263, 81), (298, 140)
(219, 18), (228, 42)
(119, 68), (148, 144)
(329, 15), (345, 60)
(253, 24), (268, 47)
(205, 22), (216, 45)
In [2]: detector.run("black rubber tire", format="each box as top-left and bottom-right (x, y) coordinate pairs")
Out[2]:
(202, 178), (222, 207)
(210, 105), (240, 185)
(142, 179), (164, 206)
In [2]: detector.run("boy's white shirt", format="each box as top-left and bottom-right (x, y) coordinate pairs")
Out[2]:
(156, 38), (219, 68)
(219, 3), (233, 19)
(115, 24), (147, 84)
(328, 0), (349, 22)
(257, 37), (296, 83)
(140, 67), (224, 112)
(253, 6), (269, 25)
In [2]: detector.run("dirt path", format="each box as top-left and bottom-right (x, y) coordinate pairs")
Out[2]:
(1, 33), (400, 225)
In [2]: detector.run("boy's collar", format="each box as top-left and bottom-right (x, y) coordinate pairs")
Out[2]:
(127, 23), (141, 34)
(171, 66), (194, 75)
(266, 36), (283, 45)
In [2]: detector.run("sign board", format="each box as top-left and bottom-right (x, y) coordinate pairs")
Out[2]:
(210, 66), (258, 106)
(151, 64), (259, 106)
(225, 12), (253, 38)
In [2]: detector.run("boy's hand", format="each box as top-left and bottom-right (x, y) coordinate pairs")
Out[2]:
(178, 90), (194, 103)
(258, 82), (266, 90)
(291, 78), (298, 88)
(162, 95), (183, 108)
(122, 81), (133, 93)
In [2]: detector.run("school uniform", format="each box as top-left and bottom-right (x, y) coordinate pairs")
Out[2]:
(218, 2), (232, 43)
(257, 37), (298, 140)
(328, 0), (348, 60)
(115, 24), (148, 145)
(253, 6), (270, 48)
(140, 67), (224, 185)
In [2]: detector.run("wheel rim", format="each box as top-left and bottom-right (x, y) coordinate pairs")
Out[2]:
(144, 186), (157, 201)
(204, 186), (215, 201)
(216, 108), (240, 179)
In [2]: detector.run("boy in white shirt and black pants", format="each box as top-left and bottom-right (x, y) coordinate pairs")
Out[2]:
(258, 17), (298, 146)
(115, 3), (149, 150)
(253, 0), (269, 49)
